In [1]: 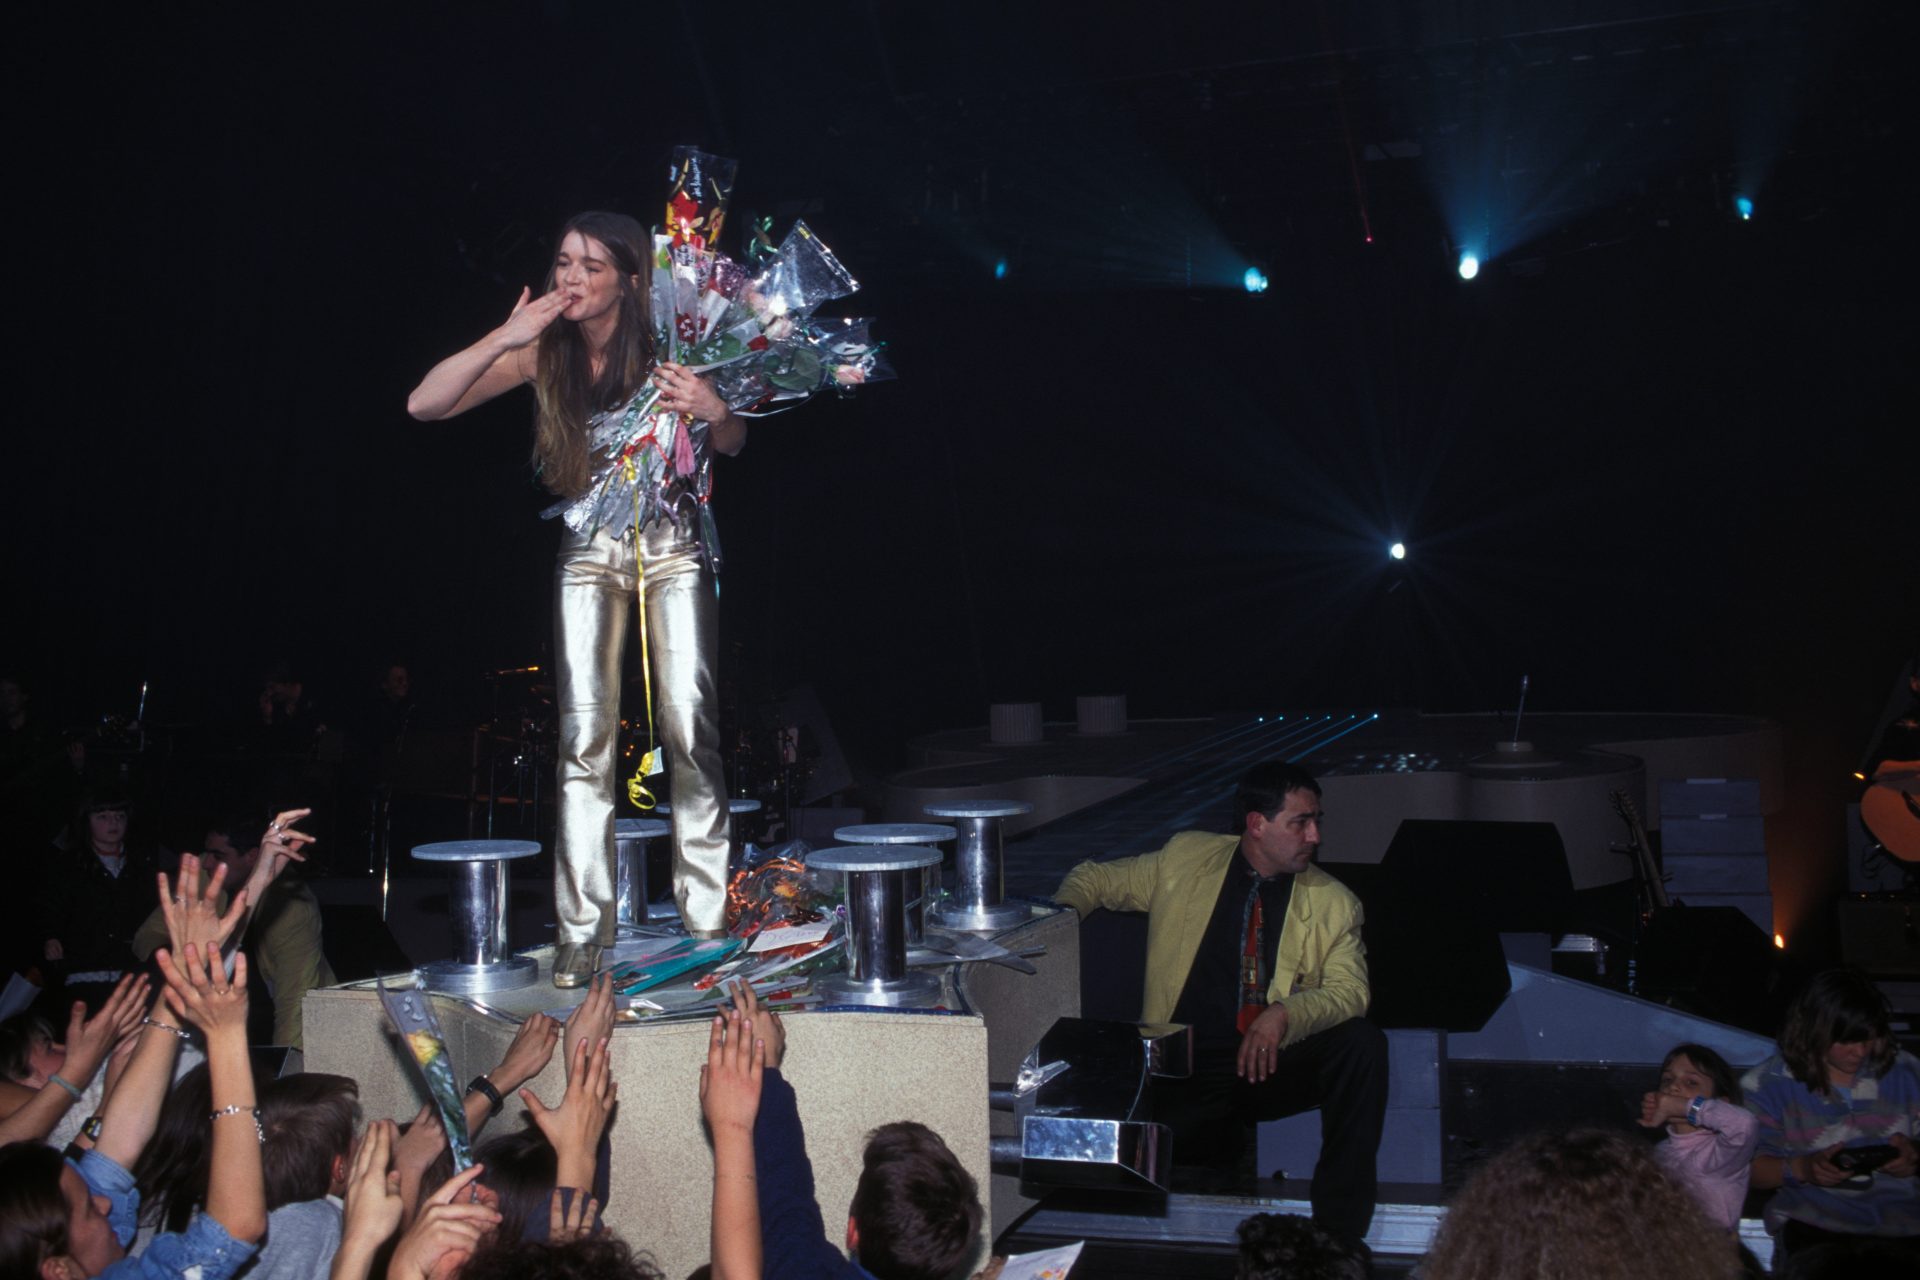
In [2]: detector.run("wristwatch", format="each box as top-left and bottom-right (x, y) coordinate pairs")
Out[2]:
(465, 1075), (504, 1118)
(81, 1114), (105, 1142)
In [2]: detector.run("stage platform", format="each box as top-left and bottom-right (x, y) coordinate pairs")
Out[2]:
(304, 906), (1080, 1280)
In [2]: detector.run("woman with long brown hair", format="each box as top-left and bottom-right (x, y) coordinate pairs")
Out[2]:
(409, 210), (746, 986)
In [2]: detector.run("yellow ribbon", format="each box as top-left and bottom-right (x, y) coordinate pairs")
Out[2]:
(622, 453), (659, 811)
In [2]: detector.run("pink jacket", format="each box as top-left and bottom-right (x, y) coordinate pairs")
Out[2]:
(1656, 1098), (1760, 1230)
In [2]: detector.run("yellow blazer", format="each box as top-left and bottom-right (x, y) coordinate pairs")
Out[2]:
(1055, 831), (1370, 1048)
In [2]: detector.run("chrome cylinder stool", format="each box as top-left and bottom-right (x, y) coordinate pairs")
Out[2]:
(612, 817), (672, 928)
(924, 800), (1033, 931)
(833, 823), (957, 942)
(411, 840), (540, 993)
(809, 845), (945, 1007)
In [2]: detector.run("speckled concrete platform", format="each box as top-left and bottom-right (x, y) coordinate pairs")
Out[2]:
(305, 907), (1082, 1278)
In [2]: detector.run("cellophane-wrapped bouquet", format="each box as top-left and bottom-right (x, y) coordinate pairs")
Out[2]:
(562, 148), (892, 549)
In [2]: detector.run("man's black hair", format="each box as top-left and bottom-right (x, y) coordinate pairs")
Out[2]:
(1233, 762), (1322, 830)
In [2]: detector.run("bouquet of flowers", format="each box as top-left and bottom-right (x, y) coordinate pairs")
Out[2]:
(548, 147), (892, 561)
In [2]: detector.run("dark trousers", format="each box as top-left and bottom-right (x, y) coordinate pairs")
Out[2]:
(1158, 1016), (1388, 1242)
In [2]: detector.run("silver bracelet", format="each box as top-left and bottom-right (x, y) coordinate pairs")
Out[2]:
(142, 1017), (193, 1044)
(210, 1104), (265, 1145)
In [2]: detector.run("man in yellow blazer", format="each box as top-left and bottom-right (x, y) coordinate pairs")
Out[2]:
(1054, 761), (1387, 1245)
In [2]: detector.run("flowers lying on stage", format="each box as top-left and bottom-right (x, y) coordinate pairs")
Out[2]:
(725, 838), (837, 933)
(544, 147), (892, 553)
(378, 975), (473, 1170)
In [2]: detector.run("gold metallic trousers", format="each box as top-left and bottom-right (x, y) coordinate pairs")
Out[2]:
(554, 518), (728, 942)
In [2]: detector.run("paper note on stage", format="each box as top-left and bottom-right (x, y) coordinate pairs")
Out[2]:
(749, 919), (833, 952)
(998, 1241), (1084, 1280)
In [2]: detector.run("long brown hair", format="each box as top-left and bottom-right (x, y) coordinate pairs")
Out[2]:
(0, 1142), (71, 1280)
(532, 211), (655, 497)
(1779, 967), (1895, 1095)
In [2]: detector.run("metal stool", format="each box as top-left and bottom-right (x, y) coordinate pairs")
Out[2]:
(410, 840), (540, 993)
(809, 845), (945, 1007)
(833, 823), (957, 942)
(613, 818), (672, 927)
(924, 800), (1033, 932)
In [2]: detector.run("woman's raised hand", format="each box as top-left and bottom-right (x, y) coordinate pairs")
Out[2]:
(155, 943), (249, 1040)
(63, 972), (151, 1085)
(497, 286), (570, 350)
(159, 852), (248, 958)
(248, 809), (317, 901)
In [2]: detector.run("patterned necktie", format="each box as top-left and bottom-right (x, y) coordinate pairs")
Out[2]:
(1236, 880), (1266, 1034)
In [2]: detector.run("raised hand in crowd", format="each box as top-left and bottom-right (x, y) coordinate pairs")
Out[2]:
(522, 1033), (617, 1191)
(388, 1161), (500, 1280)
(563, 972), (617, 1080)
(701, 986), (765, 1280)
(0, 971), (149, 1144)
(155, 942), (266, 1242)
(331, 1119), (406, 1280)
(729, 979), (785, 1072)
(244, 807), (317, 905)
(393, 1102), (451, 1223)
(159, 851), (250, 956)
(547, 1188), (603, 1244)
(460, 1013), (561, 1143)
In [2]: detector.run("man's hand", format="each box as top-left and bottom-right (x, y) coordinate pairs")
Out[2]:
(521, 1035), (617, 1189)
(700, 1002), (765, 1138)
(1884, 1133), (1919, 1178)
(62, 973), (151, 1087)
(159, 853), (249, 957)
(387, 1163), (499, 1280)
(491, 1013), (560, 1094)
(155, 944), (248, 1042)
(562, 974), (616, 1082)
(728, 980), (785, 1071)
(548, 1189), (602, 1244)
(1639, 1091), (1691, 1129)
(1236, 1004), (1289, 1083)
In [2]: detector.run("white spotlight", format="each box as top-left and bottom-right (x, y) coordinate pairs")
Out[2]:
(1457, 254), (1480, 280)
(1389, 542), (1406, 561)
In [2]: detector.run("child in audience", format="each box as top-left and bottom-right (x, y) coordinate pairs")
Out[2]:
(1638, 1042), (1759, 1231)
(1742, 967), (1920, 1267)
(703, 982), (983, 1280)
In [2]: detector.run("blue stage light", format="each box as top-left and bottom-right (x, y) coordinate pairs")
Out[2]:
(1457, 253), (1480, 281)
(1734, 196), (1754, 221)
(1389, 542), (1406, 561)
(993, 258), (1009, 280)
(1243, 266), (1269, 294)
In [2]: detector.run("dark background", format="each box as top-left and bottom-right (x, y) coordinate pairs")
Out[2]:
(6, 2), (1913, 912)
